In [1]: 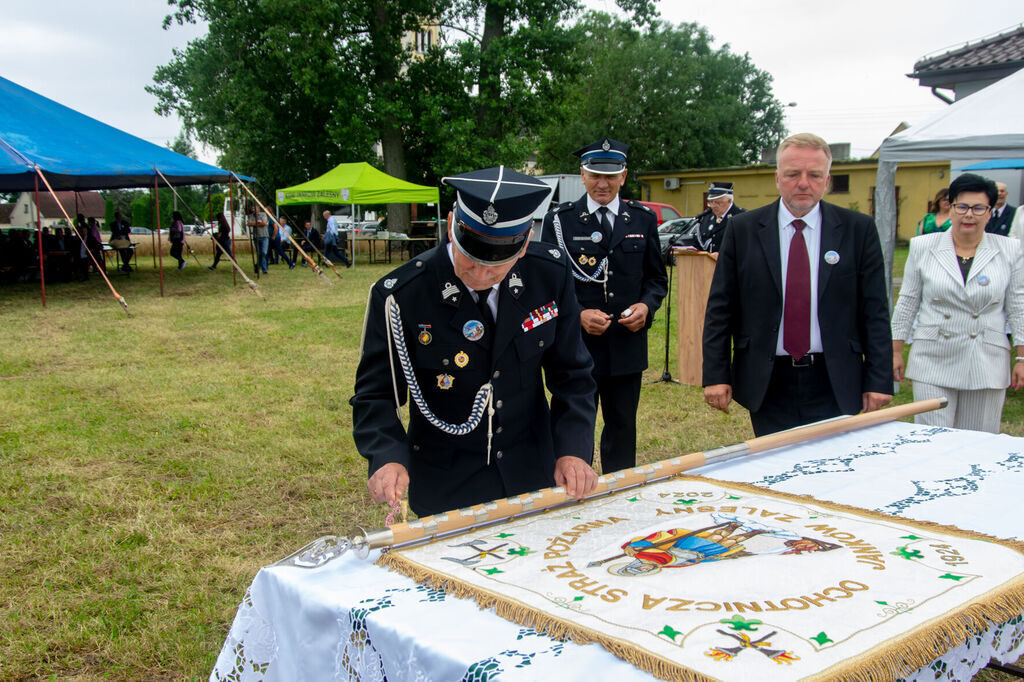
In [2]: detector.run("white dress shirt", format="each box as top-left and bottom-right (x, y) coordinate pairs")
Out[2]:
(776, 201), (824, 356)
(586, 195), (621, 218)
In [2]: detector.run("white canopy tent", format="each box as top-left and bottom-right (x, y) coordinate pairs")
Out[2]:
(874, 67), (1024, 298)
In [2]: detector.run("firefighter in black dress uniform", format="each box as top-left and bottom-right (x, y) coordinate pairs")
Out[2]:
(693, 181), (745, 254)
(351, 166), (598, 517)
(540, 139), (667, 474)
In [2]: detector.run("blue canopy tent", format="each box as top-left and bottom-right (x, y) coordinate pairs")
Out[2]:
(0, 76), (254, 309)
(0, 75), (250, 190)
(955, 159), (1024, 171)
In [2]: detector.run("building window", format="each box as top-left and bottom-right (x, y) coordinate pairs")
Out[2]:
(415, 31), (432, 53)
(830, 174), (850, 194)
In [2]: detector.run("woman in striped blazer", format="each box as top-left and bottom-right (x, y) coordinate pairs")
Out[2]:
(892, 173), (1024, 432)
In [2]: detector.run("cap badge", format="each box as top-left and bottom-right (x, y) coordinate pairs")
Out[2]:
(824, 250), (840, 266)
(417, 324), (432, 345)
(383, 278), (397, 289)
(482, 203), (499, 225)
(454, 351), (469, 368)
(463, 320), (485, 341)
(436, 374), (454, 390)
(601, 139), (611, 151)
(591, 230), (603, 243)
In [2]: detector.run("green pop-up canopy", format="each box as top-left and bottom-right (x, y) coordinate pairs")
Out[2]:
(275, 162), (439, 206)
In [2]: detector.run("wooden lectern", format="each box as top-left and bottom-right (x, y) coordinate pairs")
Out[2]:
(673, 249), (718, 385)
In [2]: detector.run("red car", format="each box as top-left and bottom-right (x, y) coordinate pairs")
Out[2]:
(637, 201), (684, 225)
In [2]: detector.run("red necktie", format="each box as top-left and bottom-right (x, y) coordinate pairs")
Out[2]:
(783, 219), (810, 360)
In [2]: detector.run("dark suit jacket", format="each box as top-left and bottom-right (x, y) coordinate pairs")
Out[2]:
(987, 204), (1017, 237)
(702, 199), (892, 415)
(695, 203), (745, 253)
(351, 243), (596, 517)
(540, 196), (667, 376)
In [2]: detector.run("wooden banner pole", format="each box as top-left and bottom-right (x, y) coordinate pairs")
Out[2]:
(283, 398), (947, 566)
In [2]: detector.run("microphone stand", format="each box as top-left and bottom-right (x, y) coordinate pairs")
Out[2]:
(648, 248), (680, 385)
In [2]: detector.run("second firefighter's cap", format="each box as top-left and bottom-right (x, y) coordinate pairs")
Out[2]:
(442, 166), (552, 265)
(708, 182), (734, 199)
(574, 138), (628, 174)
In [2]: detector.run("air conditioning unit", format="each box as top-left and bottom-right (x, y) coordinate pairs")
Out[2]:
(663, 177), (680, 191)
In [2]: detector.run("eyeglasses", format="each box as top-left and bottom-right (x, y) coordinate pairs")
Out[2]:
(952, 203), (990, 216)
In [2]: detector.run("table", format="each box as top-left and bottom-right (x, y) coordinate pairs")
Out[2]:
(211, 422), (1024, 681)
(361, 236), (438, 264)
(102, 242), (137, 273)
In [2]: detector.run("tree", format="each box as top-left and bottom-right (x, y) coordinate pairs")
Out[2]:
(535, 13), (786, 193)
(150, 0), (441, 233)
(150, 0), (382, 196)
(150, 1), (659, 230)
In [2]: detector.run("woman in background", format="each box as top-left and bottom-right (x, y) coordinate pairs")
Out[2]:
(169, 210), (187, 270)
(892, 173), (1024, 432)
(916, 188), (952, 235)
(208, 212), (232, 270)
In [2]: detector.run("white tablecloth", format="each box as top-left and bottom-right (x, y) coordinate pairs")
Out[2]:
(212, 422), (1024, 681)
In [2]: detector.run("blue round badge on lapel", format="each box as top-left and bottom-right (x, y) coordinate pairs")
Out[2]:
(591, 230), (603, 243)
(824, 250), (840, 265)
(978, 274), (990, 286)
(463, 320), (485, 341)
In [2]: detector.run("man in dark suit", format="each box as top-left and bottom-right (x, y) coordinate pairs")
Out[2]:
(352, 166), (598, 517)
(986, 181), (1017, 236)
(694, 182), (745, 253)
(702, 133), (892, 436)
(541, 138), (667, 473)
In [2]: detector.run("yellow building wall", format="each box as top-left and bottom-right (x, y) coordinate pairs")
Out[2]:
(640, 160), (951, 242)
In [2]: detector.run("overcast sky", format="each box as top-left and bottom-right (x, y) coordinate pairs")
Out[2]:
(3, 0), (1022, 165)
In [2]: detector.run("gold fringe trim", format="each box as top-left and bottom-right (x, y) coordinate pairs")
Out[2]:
(377, 474), (1024, 682)
(377, 550), (715, 682)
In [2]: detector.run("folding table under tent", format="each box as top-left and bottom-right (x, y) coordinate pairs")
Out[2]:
(275, 162), (440, 266)
(0, 75), (253, 306)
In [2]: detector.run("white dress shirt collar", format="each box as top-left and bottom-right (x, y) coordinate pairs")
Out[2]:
(778, 200), (822, 232)
(586, 195), (621, 216)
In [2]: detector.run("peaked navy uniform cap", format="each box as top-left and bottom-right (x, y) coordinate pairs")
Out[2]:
(574, 138), (629, 175)
(707, 182), (734, 199)
(442, 166), (553, 266)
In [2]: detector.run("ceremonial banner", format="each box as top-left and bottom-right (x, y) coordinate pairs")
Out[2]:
(379, 476), (1024, 681)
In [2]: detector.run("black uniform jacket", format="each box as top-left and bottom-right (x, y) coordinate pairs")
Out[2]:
(350, 243), (596, 517)
(702, 200), (893, 415)
(694, 203), (745, 254)
(987, 204), (1017, 237)
(540, 196), (667, 376)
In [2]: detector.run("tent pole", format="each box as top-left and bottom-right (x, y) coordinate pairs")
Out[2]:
(155, 177), (165, 297)
(34, 174), (46, 308)
(35, 168), (129, 315)
(229, 179), (237, 287)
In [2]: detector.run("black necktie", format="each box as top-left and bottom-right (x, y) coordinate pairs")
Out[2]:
(475, 288), (494, 329)
(598, 206), (612, 241)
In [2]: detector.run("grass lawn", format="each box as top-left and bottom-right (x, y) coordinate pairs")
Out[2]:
(0, 242), (1020, 679)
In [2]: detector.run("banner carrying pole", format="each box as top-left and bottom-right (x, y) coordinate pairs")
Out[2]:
(230, 172), (333, 285)
(280, 398), (949, 565)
